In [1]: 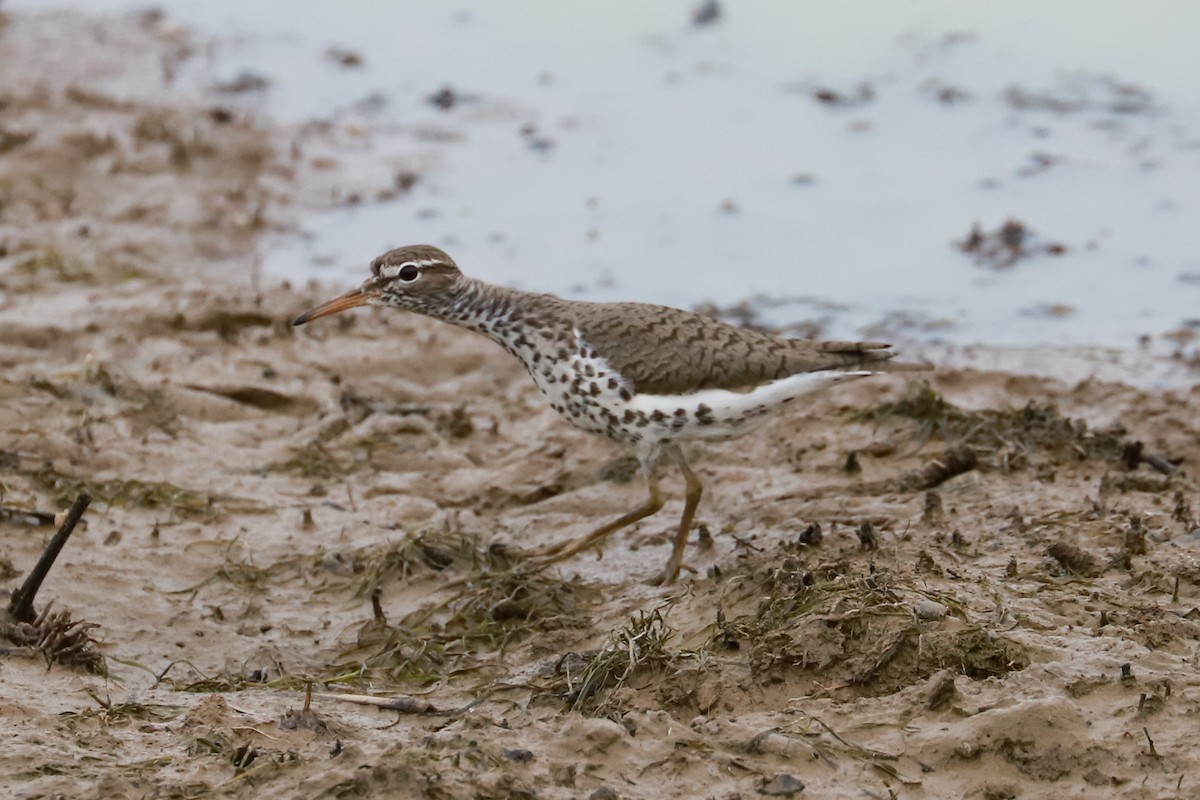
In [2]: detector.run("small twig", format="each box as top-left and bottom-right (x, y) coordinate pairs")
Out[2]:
(1122, 441), (1178, 475)
(0, 506), (58, 527)
(315, 690), (491, 717)
(8, 494), (91, 623)
(900, 445), (978, 491)
(371, 587), (386, 623)
(317, 692), (443, 714)
(230, 725), (282, 741)
(1143, 726), (1159, 758)
(1142, 452), (1177, 475)
(809, 715), (899, 762)
(730, 532), (763, 552)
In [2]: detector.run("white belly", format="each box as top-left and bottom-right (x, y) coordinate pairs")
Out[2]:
(628, 369), (875, 444)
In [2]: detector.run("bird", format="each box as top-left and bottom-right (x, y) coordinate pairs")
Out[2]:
(293, 245), (897, 584)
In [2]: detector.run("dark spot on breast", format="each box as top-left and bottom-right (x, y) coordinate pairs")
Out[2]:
(607, 378), (619, 390)
(619, 388), (632, 401)
(651, 410), (665, 422)
(589, 382), (601, 396)
(622, 410), (636, 423)
(583, 364), (595, 377)
(674, 408), (686, 417)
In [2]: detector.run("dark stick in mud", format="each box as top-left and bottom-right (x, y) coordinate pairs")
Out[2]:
(0, 507), (58, 527)
(1122, 440), (1177, 475)
(7, 494), (91, 624)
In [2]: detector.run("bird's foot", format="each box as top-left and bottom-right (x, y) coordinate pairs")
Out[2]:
(525, 539), (566, 560)
(646, 559), (695, 587)
(526, 538), (605, 568)
(646, 569), (674, 587)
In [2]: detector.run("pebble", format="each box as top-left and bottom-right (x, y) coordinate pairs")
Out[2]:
(761, 773), (805, 796)
(745, 730), (801, 759)
(577, 718), (627, 753)
(588, 787), (620, 800)
(501, 748), (533, 763)
(917, 600), (948, 620)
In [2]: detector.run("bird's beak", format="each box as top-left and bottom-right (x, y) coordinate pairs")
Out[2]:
(292, 286), (376, 326)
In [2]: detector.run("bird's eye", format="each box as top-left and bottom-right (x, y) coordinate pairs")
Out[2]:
(397, 264), (420, 282)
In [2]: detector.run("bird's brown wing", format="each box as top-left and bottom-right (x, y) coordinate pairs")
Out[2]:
(573, 302), (894, 395)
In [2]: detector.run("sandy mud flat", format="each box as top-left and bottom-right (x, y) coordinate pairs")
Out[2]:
(2, 10), (1199, 800)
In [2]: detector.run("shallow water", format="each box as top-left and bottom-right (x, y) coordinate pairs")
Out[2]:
(19, 0), (1200, 355)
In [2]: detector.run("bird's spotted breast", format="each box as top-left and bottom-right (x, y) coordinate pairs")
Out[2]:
(511, 328), (765, 446)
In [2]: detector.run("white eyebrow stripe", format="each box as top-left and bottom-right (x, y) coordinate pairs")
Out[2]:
(382, 258), (446, 277)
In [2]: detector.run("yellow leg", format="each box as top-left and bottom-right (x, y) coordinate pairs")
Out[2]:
(532, 466), (664, 564)
(650, 445), (703, 585)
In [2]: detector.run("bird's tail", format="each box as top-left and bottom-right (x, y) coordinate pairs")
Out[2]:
(817, 341), (931, 373)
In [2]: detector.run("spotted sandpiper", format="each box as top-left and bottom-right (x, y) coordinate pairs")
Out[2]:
(294, 245), (896, 584)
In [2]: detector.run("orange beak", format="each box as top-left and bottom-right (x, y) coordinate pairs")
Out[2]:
(292, 287), (375, 326)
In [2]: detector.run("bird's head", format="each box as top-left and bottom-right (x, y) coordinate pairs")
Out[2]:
(292, 245), (464, 325)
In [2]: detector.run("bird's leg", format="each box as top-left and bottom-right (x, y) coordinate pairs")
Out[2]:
(531, 478), (663, 563)
(530, 455), (664, 564)
(650, 444), (704, 585)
